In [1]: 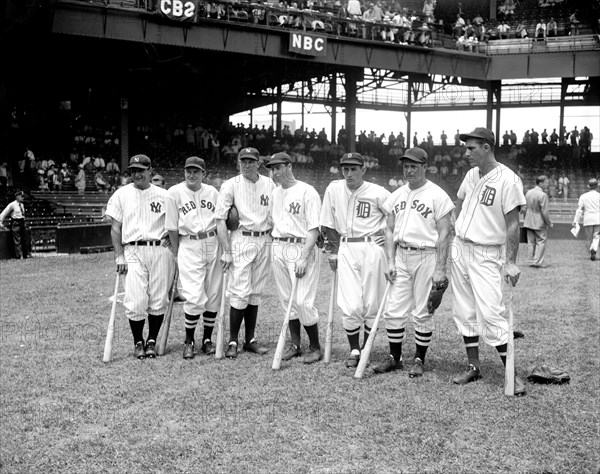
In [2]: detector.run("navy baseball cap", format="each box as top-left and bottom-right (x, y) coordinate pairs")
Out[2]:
(266, 152), (292, 168)
(401, 147), (428, 163)
(184, 156), (206, 170)
(128, 154), (151, 170)
(339, 152), (365, 166)
(238, 147), (260, 161)
(459, 127), (495, 146)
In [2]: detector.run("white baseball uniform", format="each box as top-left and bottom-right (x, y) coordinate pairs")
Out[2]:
(270, 180), (321, 326)
(574, 189), (600, 253)
(320, 180), (390, 332)
(215, 174), (275, 309)
(382, 181), (454, 344)
(105, 183), (175, 321)
(165, 182), (223, 316)
(451, 164), (526, 346)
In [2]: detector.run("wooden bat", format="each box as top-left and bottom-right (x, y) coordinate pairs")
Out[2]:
(102, 274), (120, 363)
(504, 283), (515, 396)
(354, 282), (392, 379)
(214, 272), (230, 360)
(272, 277), (299, 370)
(157, 269), (179, 356)
(324, 271), (338, 364)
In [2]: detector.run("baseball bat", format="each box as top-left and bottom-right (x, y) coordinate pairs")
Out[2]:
(324, 271), (338, 364)
(102, 274), (120, 363)
(157, 269), (179, 356)
(354, 281), (392, 379)
(504, 284), (515, 396)
(214, 272), (230, 360)
(272, 277), (299, 370)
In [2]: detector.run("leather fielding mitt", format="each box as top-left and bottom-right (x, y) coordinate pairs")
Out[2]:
(527, 365), (571, 385)
(226, 204), (240, 231)
(427, 277), (449, 314)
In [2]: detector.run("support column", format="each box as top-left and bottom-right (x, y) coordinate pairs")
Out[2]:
(276, 85), (282, 138)
(486, 82), (494, 142)
(559, 78), (567, 142)
(406, 78), (413, 148)
(119, 97), (129, 168)
(330, 74), (337, 145)
(344, 70), (358, 152)
(493, 81), (501, 146)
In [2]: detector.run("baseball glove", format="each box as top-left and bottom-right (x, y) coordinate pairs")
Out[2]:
(527, 365), (571, 385)
(226, 204), (240, 231)
(427, 277), (449, 314)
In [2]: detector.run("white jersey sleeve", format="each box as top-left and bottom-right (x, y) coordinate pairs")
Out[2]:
(166, 182), (219, 235)
(271, 181), (321, 238)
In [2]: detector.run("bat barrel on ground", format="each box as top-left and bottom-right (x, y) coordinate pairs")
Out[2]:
(214, 272), (230, 360)
(102, 274), (120, 363)
(324, 271), (337, 364)
(354, 282), (392, 379)
(504, 283), (515, 396)
(272, 277), (299, 370)
(157, 269), (179, 356)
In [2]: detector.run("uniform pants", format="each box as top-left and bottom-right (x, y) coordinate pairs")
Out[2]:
(526, 228), (547, 265)
(271, 240), (320, 326)
(10, 219), (31, 259)
(178, 235), (223, 315)
(123, 244), (175, 321)
(228, 231), (270, 310)
(584, 225), (600, 252)
(450, 237), (508, 346)
(338, 241), (387, 331)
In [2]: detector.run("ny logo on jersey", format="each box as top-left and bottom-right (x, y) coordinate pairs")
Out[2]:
(150, 202), (162, 213)
(479, 186), (497, 206)
(288, 202), (301, 215)
(260, 194), (269, 206)
(356, 201), (371, 218)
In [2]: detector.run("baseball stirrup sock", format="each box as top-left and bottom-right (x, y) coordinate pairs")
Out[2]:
(202, 311), (217, 341)
(244, 304), (258, 343)
(289, 319), (302, 347)
(229, 307), (245, 342)
(184, 313), (201, 342)
(389, 342), (403, 362)
(415, 330), (433, 362)
(345, 328), (361, 351)
(463, 336), (480, 368)
(147, 314), (164, 342)
(303, 323), (320, 350)
(129, 319), (145, 345)
(496, 343), (508, 366)
(386, 327), (405, 344)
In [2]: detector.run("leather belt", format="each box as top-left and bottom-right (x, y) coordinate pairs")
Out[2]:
(273, 237), (304, 243)
(125, 240), (162, 246)
(189, 230), (217, 240)
(241, 230), (271, 237)
(398, 244), (421, 251)
(341, 236), (373, 243)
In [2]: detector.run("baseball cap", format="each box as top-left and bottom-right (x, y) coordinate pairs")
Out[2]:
(401, 147), (428, 163)
(184, 156), (206, 170)
(238, 147), (260, 161)
(588, 178), (598, 189)
(266, 152), (292, 168)
(459, 127), (495, 146)
(128, 154), (151, 170)
(339, 152), (365, 166)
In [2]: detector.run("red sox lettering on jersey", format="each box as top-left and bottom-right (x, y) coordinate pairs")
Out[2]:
(393, 199), (434, 219)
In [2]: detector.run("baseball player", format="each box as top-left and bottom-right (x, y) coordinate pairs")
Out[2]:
(451, 128), (526, 395)
(320, 152), (390, 368)
(215, 147), (275, 359)
(373, 147), (454, 377)
(573, 178), (600, 261)
(267, 152), (323, 364)
(165, 157), (223, 359)
(105, 154), (175, 359)
(0, 190), (32, 259)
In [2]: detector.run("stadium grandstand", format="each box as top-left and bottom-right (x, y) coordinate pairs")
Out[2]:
(1, 0), (598, 254)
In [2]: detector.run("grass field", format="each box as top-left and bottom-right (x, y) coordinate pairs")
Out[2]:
(1, 239), (599, 473)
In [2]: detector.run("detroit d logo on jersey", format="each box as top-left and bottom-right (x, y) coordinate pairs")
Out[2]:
(479, 186), (497, 206)
(356, 201), (371, 218)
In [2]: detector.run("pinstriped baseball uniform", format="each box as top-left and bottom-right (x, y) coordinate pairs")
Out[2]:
(270, 180), (321, 326)
(215, 173), (275, 309)
(165, 182), (223, 316)
(105, 183), (175, 321)
(320, 180), (390, 331)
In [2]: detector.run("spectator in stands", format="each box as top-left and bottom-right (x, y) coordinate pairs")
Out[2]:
(558, 172), (570, 201)
(413, 132), (419, 147)
(75, 164), (86, 194)
(440, 131), (447, 147)
(504, 0), (515, 20)
(535, 19), (547, 41)
(497, 21), (510, 39)
(503, 131), (510, 146)
(569, 126), (579, 146)
(0, 162), (8, 191)
(510, 130), (517, 145)
(531, 128), (539, 145)
(211, 134), (221, 164)
(106, 158), (120, 174)
(453, 14), (465, 38)
(454, 130), (461, 146)
(569, 10), (579, 35)
(93, 155), (106, 170)
(516, 22), (529, 38)
(37, 170), (49, 191)
(543, 149), (557, 165)
(388, 175), (399, 190)
(547, 17), (558, 37)
(422, 0), (435, 23)
(550, 128), (558, 145)
(95, 168), (111, 193)
(541, 129), (549, 144)
(347, 0), (362, 17)
(418, 23), (433, 47)
(547, 174), (558, 199)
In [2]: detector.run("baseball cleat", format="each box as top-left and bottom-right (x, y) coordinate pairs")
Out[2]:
(183, 340), (195, 359)
(243, 338), (269, 355)
(225, 341), (238, 359)
(282, 344), (302, 361)
(514, 375), (527, 396)
(408, 357), (424, 378)
(591, 250), (596, 261)
(303, 348), (323, 364)
(372, 355), (403, 373)
(452, 364), (482, 384)
(134, 341), (146, 359)
(513, 330), (525, 339)
(345, 349), (361, 368)
(201, 339), (215, 355)
(145, 340), (157, 358)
